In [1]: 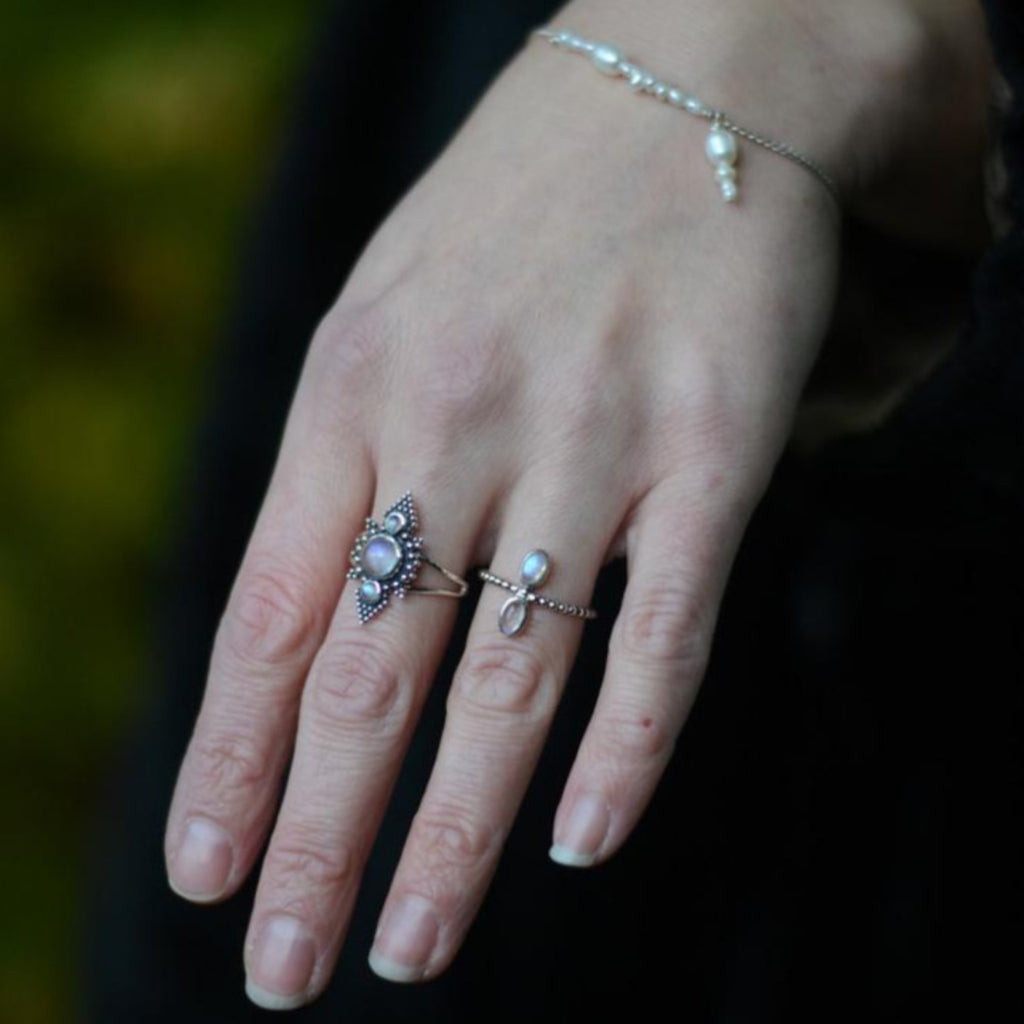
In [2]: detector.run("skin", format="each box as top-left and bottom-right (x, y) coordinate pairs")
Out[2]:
(162, 0), (993, 1009)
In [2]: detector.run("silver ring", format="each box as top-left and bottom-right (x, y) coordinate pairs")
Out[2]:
(347, 492), (468, 623)
(478, 549), (598, 637)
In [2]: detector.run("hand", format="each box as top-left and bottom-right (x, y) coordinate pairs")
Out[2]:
(163, 0), (992, 1008)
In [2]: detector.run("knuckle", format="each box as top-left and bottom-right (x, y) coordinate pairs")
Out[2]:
(307, 638), (409, 734)
(219, 560), (323, 670)
(595, 705), (675, 766)
(264, 826), (356, 894)
(654, 361), (751, 464)
(310, 301), (393, 398)
(191, 728), (273, 799)
(549, 362), (622, 451)
(451, 642), (556, 722)
(612, 585), (710, 673)
(409, 327), (512, 439)
(408, 806), (501, 881)
(305, 301), (397, 433)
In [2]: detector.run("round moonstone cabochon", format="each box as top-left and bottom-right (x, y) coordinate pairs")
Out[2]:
(359, 579), (383, 604)
(519, 549), (550, 587)
(362, 533), (403, 580)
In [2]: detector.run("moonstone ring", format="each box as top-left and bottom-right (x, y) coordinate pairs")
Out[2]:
(478, 550), (598, 637)
(347, 492), (468, 623)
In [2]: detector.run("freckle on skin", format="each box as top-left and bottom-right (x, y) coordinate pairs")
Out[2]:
(641, 717), (653, 729)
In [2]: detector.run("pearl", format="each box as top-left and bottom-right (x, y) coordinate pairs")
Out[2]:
(359, 579), (383, 605)
(706, 127), (738, 165)
(721, 181), (739, 202)
(590, 43), (623, 74)
(715, 163), (737, 181)
(361, 534), (402, 580)
(519, 549), (551, 587)
(499, 596), (529, 637)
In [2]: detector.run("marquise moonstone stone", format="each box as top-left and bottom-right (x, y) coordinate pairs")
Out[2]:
(360, 579), (383, 604)
(519, 549), (551, 587)
(384, 511), (406, 535)
(499, 596), (528, 637)
(362, 534), (402, 580)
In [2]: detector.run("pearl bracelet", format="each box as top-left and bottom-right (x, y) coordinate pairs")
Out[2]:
(531, 26), (840, 207)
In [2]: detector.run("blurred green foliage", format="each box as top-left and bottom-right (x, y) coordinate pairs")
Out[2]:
(0, 2), (320, 1019)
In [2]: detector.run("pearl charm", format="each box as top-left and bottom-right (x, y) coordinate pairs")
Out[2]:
(705, 125), (738, 165)
(706, 123), (740, 203)
(590, 43), (623, 74)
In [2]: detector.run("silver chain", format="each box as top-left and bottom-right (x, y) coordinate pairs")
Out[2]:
(715, 117), (839, 202)
(531, 27), (840, 207)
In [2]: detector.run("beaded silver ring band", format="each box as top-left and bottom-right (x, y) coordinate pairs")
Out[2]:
(479, 549), (598, 637)
(531, 26), (840, 207)
(347, 492), (468, 624)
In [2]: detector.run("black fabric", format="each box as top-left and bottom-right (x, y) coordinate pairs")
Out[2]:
(82, 2), (1024, 1020)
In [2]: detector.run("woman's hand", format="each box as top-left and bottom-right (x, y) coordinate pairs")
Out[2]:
(163, 0), (991, 1008)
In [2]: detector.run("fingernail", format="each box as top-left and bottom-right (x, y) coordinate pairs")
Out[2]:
(245, 913), (317, 1010)
(549, 792), (610, 867)
(169, 816), (233, 900)
(368, 896), (440, 983)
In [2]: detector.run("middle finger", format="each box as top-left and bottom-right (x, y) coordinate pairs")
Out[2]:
(368, 469), (621, 982)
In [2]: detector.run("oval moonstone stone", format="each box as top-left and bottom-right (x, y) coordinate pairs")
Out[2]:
(384, 511), (406, 535)
(499, 596), (528, 637)
(519, 549), (551, 588)
(362, 533), (402, 580)
(360, 579), (383, 604)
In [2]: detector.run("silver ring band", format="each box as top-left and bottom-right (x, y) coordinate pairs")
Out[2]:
(478, 549), (598, 636)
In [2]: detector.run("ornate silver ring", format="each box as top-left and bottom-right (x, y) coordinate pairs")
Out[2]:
(478, 549), (598, 637)
(347, 492), (468, 623)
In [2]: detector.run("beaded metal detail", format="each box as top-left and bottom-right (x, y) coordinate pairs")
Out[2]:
(478, 550), (598, 637)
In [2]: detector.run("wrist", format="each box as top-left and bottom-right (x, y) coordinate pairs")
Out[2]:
(548, 0), (992, 219)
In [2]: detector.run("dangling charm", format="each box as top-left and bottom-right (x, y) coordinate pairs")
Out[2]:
(705, 121), (739, 203)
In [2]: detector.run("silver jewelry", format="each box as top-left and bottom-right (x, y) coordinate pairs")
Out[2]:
(347, 492), (468, 623)
(478, 549), (598, 637)
(531, 26), (840, 207)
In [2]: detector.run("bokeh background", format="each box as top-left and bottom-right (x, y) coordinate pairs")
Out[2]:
(1, 3), (321, 1019)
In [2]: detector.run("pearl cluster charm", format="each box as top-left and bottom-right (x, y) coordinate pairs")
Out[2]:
(531, 26), (841, 208)
(705, 122), (739, 202)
